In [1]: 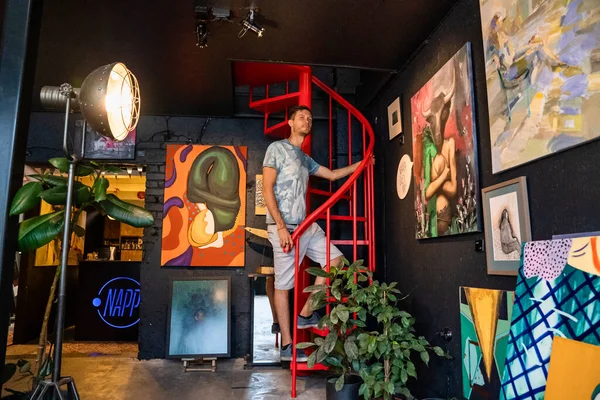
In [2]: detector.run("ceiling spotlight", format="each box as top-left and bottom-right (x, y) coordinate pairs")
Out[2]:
(137, 165), (143, 176)
(196, 21), (209, 48)
(127, 167), (133, 178)
(239, 10), (264, 38)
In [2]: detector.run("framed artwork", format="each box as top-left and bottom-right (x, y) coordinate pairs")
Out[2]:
(161, 145), (247, 267)
(482, 177), (531, 276)
(387, 97), (402, 140)
(166, 277), (231, 358)
(478, 0), (600, 173)
(255, 174), (266, 216)
(500, 236), (600, 398)
(411, 42), (480, 239)
(460, 287), (514, 400)
(75, 120), (136, 160)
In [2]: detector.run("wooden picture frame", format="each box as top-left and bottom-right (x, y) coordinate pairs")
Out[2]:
(166, 276), (231, 358)
(482, 177), (531, 276)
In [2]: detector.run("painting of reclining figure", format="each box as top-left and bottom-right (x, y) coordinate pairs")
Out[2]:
(411, 42), (480, 239)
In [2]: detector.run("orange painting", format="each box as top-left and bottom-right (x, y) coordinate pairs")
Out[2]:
(161, 145), (247, 267)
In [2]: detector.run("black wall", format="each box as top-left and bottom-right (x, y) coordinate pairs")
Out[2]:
(367, 0), (600, 397)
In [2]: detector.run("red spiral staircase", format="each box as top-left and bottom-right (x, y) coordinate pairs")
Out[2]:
(233, 62), (376, 398)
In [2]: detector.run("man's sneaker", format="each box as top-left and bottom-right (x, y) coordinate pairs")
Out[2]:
(297, 311), (320, 329)
(280, 344), (308, 362)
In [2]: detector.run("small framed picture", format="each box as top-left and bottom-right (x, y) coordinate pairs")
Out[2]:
(166, 276), (231, 358)
(387, 97), (402, 140)
(482, 177), (531, 276)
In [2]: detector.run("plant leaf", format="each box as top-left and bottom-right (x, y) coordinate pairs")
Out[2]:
(350, 319), (366, 328)
(325, 356), (342, 368)
(385, 381), (395, 394)
(38, 185), (90, 206)
(307, 350), (317, 369)
(100, 194), (154, 227)
(303, 284), (327, 293)
(305, 267), (331, 278)
(49, 157), (70, 173)
(10, 182), (43, 216)
(93, 177), (109, 202)
(407, 361), (417, 377)
(344, 340), (359, 360)
(72, 225), (86, 237)
(324, 331), (337, 354)
(314, 337), (324, 346)
(105, 165), (123, 174)
(335, 374), (345, 392)
(18, 211), (65, 253)
(295, 342), (315, 349)
(338, 309), (349, 323)
(401, 369), (408, 383)
(76, 164), (94, 176)
(433, 346), (445, 357)
(316, 347), (328, 364)
(420, 351), (430, 365)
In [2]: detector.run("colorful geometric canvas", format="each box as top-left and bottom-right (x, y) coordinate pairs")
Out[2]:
(500, 236), (600, 399)
(161, 145), (247, 267)
(544, 337), (600, 400)
(411, 42), (480, 239)
(460, 287), (513, 399)
(478, 0), (600, 173)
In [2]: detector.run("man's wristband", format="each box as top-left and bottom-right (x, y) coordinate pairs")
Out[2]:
(277, 226), (287, 232)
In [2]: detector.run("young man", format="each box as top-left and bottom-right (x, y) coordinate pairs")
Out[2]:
(262, 105), (372, 362)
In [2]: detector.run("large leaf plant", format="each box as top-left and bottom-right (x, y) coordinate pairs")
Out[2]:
(9, 157), (154, 382)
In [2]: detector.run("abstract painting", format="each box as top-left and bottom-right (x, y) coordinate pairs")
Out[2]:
(387, 97), (402, 140)
(544, 337), (600, 400)
(500, 236), (600, 399)
(166, 277), (231, 358)
(479, 0), (600, 173)
(255, 174), (266, 216)
(412, 42), (480, 239)
(482, 177), (531, 275)
(460, 287), (514, 399)
(161, 145), (247, 267)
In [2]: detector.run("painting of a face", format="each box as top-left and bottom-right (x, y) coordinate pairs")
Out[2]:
(479, 0), (600, 173)
(161, 145), (247, 267)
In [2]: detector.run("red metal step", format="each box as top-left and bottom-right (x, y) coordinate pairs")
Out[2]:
(265, 120), (291, 138)
(317, 215), (367, 222)
(308, 188), (351, 200)
(233, 62), (308, 87)
(296, 362), (329, 371)
(250, 92), (300, 114)
(330, 240), (369, 246)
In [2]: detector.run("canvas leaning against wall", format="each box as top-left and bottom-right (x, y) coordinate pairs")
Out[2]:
(166, 277), (231, 358)
(411, 42), (480, 239)
(161, 144), (247, 267)
(460, 287), (513, 400)
(479, 0), (600, 173)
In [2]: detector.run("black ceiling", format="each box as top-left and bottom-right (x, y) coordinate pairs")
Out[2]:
(32, 0), (458, 116)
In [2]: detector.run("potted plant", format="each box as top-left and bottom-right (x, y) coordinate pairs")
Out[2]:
(353, 279), (449, 400)
(8, 158), (154, 383)
(296, 259), (372, 400)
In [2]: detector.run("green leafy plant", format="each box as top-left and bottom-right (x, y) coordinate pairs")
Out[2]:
(354, 281), (449, 400)
(296, 259), (372, 392)
(9, 158), (154, 378)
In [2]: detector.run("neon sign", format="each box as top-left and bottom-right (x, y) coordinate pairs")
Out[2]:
(92, 276), (140, 329)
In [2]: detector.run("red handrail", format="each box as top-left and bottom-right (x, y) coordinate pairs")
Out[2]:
(290, 76), (375, 242)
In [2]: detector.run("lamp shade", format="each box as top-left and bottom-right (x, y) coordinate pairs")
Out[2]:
(79, 62), (140, 141)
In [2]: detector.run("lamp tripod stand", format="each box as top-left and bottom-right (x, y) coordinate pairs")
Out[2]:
(30, 84), (83, 400)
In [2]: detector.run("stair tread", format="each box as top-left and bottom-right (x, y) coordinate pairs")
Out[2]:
(308, 188), (351, 200)
(317, 215), (367, 222)
(265, 120), (291, 138)
(295, 362), (329, 371)
(250, 92), (300, 114)
(330, 240), (369, 245)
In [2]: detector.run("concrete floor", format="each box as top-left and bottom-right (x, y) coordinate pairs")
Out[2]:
(2, 356), (327, 399)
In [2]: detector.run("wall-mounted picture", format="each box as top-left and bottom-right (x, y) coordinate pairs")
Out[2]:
(387, 97), (402, 140)
(482, 177), (531, 276)
(166, 277), (231, 358)
(478, 0), (600, 173)
(161, 144), (247, 267)
(411, 42), (480, 239)
(76, 120), (136, 160)
(255, 174), (266, 216)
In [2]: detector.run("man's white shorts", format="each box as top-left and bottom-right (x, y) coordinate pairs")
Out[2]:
(267, 222), (344, 290)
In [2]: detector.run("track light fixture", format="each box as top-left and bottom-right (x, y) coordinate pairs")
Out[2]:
(196, 21), (209, 48)
(238, 10), (264, 38)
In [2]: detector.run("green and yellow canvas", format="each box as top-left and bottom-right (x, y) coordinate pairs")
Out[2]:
(460, 287), (513, 399)
(478, 0), (600, 173)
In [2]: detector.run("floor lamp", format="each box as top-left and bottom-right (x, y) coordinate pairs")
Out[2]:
(30, 62), (140, 400)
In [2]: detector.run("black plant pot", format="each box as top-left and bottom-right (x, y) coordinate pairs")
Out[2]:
(326, 374), (363, 400)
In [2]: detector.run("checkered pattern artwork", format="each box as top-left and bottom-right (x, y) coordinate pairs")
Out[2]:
(500, 237), (600, 399)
